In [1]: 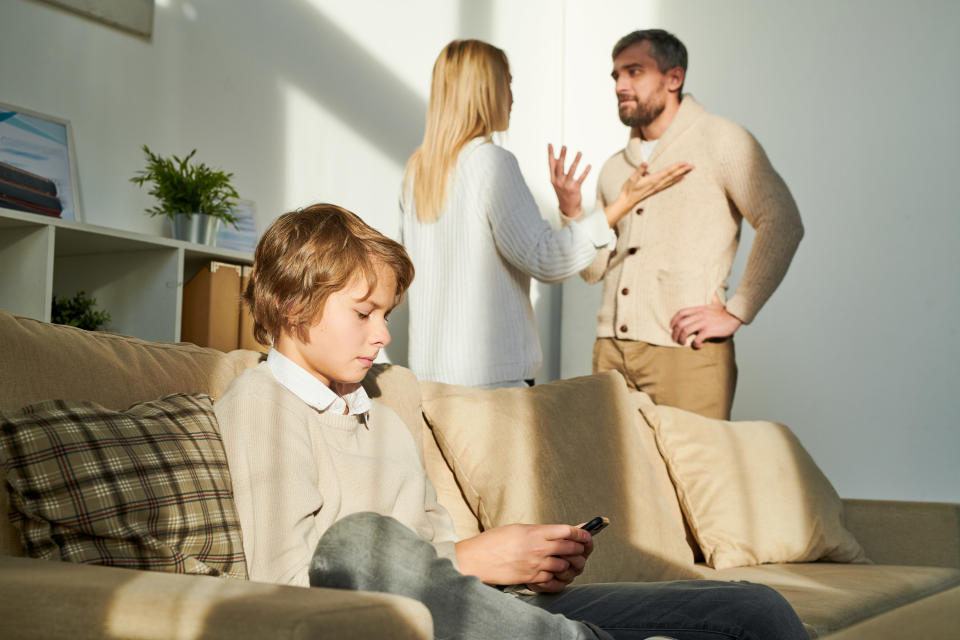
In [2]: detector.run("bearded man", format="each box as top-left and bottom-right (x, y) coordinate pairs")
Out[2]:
(574, 29), (804, 419)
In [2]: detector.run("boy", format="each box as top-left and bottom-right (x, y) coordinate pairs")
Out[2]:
(215, 203), (807, 639)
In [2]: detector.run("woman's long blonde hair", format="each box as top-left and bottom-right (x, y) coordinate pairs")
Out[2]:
(404, 40), (511, 223)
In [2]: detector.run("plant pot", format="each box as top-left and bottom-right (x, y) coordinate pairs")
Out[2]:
(171, 213), (220, 246)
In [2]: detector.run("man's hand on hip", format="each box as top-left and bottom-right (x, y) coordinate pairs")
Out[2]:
(670, 294), (742, 348)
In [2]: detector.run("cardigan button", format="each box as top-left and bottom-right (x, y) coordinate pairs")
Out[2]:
(619, 324), (628, 333)
(621, 288), (630, 295)
(628, 247), (637, 255)
(635, 207), (644, 215)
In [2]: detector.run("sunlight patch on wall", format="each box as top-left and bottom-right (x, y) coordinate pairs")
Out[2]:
(281, 79), (402, 237)
(301, 0), (458, 101)
(562, 0), (662, 176)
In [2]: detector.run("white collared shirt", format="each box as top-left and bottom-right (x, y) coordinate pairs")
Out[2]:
(638, 138), (659, 162)
(266, 348), (371, 416)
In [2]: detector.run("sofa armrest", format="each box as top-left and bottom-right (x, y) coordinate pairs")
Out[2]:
(0, 556), (432, 640)
(843, 498), (960, 569)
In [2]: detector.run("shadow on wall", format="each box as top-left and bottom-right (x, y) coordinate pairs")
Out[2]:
(272, 1), (427, 167)
(533, 281), (563, 382)
(182, 0), (427, 185)
(459, 0), (493, 40)
(385, 297), (410, 367)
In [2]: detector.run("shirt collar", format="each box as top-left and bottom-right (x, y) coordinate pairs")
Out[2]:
(624, 94), (705, 167)
(267, 348), (371, 416)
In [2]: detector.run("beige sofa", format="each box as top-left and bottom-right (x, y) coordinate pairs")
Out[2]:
(0, 308), (957, 639)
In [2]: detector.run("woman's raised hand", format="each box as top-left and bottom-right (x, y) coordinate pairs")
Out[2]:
(548, 143), (592, 219)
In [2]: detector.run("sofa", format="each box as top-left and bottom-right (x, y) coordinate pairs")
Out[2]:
(0, 308), (957, 639)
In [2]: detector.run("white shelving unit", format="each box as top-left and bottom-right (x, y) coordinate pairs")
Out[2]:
(0, 206), (252, 343)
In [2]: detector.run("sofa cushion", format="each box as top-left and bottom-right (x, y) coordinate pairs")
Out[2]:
(363, 366), (482, 540)
(819, 583), (960, 640)
(637, 395), (867, 569)
(694, 562), (960, 638)
(0, 555), (433, 640)
(421, 371), (698, 584)
(0, 393), (247, 578)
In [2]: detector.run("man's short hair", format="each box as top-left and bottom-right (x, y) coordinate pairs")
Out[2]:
(613, 29), (688, 93)
(245, 203), (414, 346)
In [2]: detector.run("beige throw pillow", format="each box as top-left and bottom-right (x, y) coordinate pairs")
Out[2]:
(421, 372), (698, 584)
(636, 395), (868, 570)
(363, 365), (483, 540)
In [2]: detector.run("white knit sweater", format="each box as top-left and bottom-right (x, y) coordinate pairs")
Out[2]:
(400, 137), (613, 387)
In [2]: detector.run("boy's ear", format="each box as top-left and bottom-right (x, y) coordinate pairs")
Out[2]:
(278, 314), (304, 344)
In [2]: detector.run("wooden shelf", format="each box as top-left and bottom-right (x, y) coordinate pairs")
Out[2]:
(0, 207), (252, 342)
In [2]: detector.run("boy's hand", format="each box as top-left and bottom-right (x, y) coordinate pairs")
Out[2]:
(524, 519), (595, 592)
(455, 523), (593, 591)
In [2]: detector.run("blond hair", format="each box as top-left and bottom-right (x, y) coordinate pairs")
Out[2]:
(245, 203), (414, 345)
(403, 39), (511, 223)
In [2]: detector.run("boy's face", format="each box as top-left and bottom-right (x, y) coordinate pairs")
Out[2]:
(277, 264), (395, 391)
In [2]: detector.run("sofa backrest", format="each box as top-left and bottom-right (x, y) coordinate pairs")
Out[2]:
(0, 310), (476, 558)
(0, 310), (263, 413)
(0, 310), (679, 569)
(362, 365), (483, 539)
(0, 310), (263, 556)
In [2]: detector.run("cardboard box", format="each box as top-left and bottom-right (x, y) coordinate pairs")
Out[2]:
(181, 261), (242, 352)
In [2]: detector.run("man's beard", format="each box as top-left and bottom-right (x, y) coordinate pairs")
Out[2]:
(619, 97), (665, 128)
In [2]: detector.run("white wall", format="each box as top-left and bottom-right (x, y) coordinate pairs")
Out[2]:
(2, 0), (957, 502)
(0, 0), (568, 382)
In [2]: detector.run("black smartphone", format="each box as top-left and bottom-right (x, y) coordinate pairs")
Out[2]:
(580, 516), (610, 535)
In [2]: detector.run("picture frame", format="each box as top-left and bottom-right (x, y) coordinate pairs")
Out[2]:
(34, 0), (155, 39)
(215, 199), (259, 255)
(0, 102), (83, 221)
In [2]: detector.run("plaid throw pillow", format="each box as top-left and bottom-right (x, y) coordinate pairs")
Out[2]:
(0, 393), (247, 579)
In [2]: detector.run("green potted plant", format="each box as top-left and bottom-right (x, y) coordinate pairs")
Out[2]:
(51, 290), (111, 331)
(130, 145), (240, 245)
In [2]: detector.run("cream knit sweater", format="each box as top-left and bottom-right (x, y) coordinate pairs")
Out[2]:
(401, 137), (614, 386)
(214, 364), (459, 586)
(583, 95), (804, 347)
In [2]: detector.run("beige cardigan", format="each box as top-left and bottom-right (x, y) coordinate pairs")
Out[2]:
(582, 95), (804, 347)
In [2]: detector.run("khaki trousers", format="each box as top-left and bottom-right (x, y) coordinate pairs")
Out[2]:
(593, 337), (737, 420)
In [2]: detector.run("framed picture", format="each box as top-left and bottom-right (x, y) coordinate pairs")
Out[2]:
(34, 0), (154, 39)
(0, 103), (82, 221)
(215, 199), (259, 255)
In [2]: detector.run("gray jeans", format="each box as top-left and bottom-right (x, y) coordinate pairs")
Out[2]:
(309, 513), (808, 640)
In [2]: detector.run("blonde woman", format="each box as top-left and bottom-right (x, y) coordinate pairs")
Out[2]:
(401, 39), (691, 389)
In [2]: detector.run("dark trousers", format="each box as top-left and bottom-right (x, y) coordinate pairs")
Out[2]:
(309, 512), (808, 640)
